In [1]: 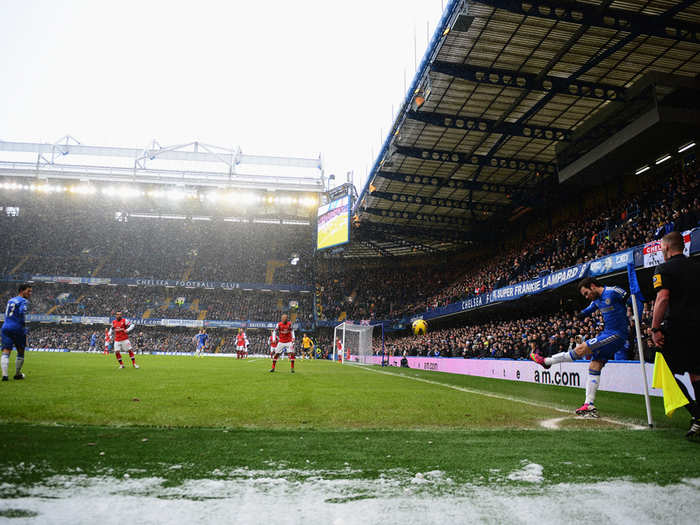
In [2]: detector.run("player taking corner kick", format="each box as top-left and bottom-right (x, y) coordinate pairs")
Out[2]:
(530, 278), (631, 418)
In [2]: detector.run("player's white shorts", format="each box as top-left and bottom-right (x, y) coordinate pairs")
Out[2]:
(237, 345), (247, 352)
(113, 340), (132, 353)
(270, 346), (278, 355)
(275, 341), (294, 355)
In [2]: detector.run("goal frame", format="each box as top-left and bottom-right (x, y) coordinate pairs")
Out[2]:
(333, 321), (384, 364)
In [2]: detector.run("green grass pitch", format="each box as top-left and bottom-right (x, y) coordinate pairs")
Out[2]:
(0, 351), (698, 491)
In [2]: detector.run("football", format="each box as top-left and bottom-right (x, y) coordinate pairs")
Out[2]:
(412, 319), (428, 335)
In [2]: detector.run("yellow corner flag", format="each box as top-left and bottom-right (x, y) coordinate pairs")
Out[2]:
(652, 352), (689, 416)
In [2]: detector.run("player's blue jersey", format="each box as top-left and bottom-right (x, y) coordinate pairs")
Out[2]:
(581, 286), (629, 336)
(2, 296), (29, 333)
(195, 333), (209, 347)
(90, 334), (97, 345)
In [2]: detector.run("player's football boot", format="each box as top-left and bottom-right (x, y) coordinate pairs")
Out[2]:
(685, 418), (700, 440)
(119, 364), (125, 369)
(13, 373), (25, 380)
(575, 403), (599, 418)
(269, 368), (275, 373)
(1, 376), (7, 382)
(529, 352), (550, 369)
(291, 369), (295, 373)
(133, 364), (140, 369)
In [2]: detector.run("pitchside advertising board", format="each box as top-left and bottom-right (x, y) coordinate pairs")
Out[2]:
(316, 196), (350, 250)
(368, 356), (693, 397)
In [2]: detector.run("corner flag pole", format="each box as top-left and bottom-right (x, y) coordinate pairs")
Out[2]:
(627, 263), (654, 428)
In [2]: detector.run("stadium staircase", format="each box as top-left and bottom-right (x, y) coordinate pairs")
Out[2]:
(265, 260), (286, 283)
(90, 255), (109, 277)
(9, 255), (30, 275)
(142, 309), (152, 319)
(46, 304), (60, 314)
(214, 337), (225, 353)
(337, 311), (347, 322)
(197, 310), (207, 320)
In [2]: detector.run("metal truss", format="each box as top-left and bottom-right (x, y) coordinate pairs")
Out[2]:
(0, 138), (325, 193)
(431, 60), (625, 101)
(393, 145), (557, 175)
(360, 216), (488, 243)
(374, 170), (523, 194)
(406, 110), (571, 141)
(355, 224), (443, 255)
(364, 207), (474, 229)
(474, 0), (700, 44)
(369, 189), (507, 213)
(358, 239), (395, 258)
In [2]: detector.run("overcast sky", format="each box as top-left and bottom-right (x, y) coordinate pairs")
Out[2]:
(0, 0), (446, 190)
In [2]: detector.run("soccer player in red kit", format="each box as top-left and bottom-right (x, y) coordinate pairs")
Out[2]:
(104, 328), (111, 355)
(336, 338), (343, 361)
(110, 312), (139, 369)
(270, 313), (295, 373)
(236, 329), (249, 359)
(269, 330), (278, 359)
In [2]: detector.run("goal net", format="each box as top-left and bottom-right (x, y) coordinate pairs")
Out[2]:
(333, 322), (382, 365)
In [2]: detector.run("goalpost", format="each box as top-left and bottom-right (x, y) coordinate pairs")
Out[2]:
(333, 322), (384, 364)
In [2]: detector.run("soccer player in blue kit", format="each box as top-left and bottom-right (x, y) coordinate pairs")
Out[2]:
(1, 283), (32, 381)
(193, 328), (209, 357)
(531, 278), (631, 417)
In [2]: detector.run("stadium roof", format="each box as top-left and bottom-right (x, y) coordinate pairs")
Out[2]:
(352, 0), (700, 257)
(0, 137), (326, 193)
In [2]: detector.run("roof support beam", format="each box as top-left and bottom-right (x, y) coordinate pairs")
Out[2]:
(431, 60), (625, 101)
(393, 145), (558, 175)
(359, 220), (482, 244)
(358, 240), (395, 258)
(369, 190), (507, 213)
(364, 207), (477, 229)
(473, 0), (700, 44)
(406, 110), (571, 141)
(374, 170), (523, 194)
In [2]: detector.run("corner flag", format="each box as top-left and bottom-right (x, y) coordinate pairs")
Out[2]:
(652, 352), (689, 416)
(627, 262), (653, 427)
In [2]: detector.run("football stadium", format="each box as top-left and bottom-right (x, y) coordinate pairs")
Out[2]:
(1, 1), (700, 523)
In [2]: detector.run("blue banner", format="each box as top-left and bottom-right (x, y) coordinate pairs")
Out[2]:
(15, 314), (299, 329)
(588, 249), (634, 276)
(27, 275), (312, 293)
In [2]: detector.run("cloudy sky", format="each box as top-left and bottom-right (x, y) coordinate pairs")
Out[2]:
(0, 0), (447, 190)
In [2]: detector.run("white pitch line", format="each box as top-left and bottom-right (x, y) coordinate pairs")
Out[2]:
(356, 365), (645, 430)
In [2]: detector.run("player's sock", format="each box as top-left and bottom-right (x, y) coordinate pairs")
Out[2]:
(271, 356), (278, 370)
(290, 353), (295, 370)
(585, 369), (601, 405)
(15, 355), (24, 375)
(1, 353), (8, 377)
(116, 351), (123, 365)
(545, 350), (577, 366)
(128, 350), (136, 365)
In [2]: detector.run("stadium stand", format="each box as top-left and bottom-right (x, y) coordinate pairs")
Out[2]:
(0, 191), (313, 284)
(321, 164), (699, 321)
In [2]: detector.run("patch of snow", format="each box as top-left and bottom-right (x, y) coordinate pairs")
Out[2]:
(1, 471), (699, 524)
(507, 462), (544, 483)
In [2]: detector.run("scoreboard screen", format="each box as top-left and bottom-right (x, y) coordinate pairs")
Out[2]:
(316, 196), (350, 250)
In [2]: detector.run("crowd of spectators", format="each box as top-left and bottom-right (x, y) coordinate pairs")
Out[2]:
(319, 166), (698, 321)
(0, 283), (313, 323)
(376, 299), (658, 363)
(0, 191), (314, 285)
(23, 324), (295, 355)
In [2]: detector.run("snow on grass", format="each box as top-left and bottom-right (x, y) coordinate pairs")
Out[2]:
(1, 471), (699, 524)
(507, 461), (544, 483)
